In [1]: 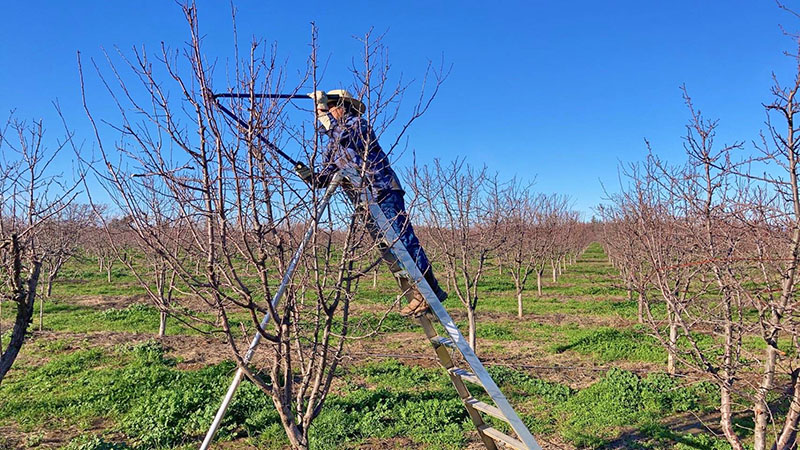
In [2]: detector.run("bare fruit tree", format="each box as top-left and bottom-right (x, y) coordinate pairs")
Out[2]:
(598, 206), (652, 323)
(83, 209), (128, 284)
(37, 203), (93, 330)
(609, 153), (709, 375)
(735, 47), (800, 449)
(0, 115), (79, 383)
(495, 182), (576, 317)
(90, 207), (182, 338)
(497, 180), (539, 318)
(410, 159), (505, 351)
(80, 3), (442, 448)
(603, 69), (800, 448)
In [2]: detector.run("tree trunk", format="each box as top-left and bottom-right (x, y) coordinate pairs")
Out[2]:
(467, 307), (477, 352)
(275, 403), (308, 450)
(551, 262), (557, 283)
(158, 310), (168, 337)
(775, 368), (800, 450)
(667, 308), (678, 375)
(536, 270), (542, 296)
(45, 273), (54, 297)
(38, 294), (44, 332)
(720, 382), (745, 450)
(754, 344), (779, 450)
(0, 298), (36, 382)
(372, 269), (378, 288)
(517, 290), (523, 319)
(0, 244), (41, 383)
(107, 264), (112, 283)
(637, 291), (645, 324)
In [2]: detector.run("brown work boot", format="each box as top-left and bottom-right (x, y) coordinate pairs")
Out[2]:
(400, 289), (429, 316)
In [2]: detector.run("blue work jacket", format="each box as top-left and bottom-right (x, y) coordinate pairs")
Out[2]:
(317, 114), (403, 196)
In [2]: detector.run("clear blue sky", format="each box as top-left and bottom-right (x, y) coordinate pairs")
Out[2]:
(0, 1), (795, 216)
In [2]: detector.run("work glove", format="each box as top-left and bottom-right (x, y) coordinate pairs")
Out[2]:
(294, 162), (315, 186)
(307, 90), (329, 112)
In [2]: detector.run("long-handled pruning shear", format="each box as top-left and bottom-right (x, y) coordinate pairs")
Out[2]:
(208, 92), (341, 173)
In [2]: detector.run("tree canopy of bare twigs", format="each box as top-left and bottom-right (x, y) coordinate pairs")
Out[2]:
(79, 3), (445, 448)
(409, 159), (506, 351)
(0, 114), (80, 384)
(601, 53), (800, 448)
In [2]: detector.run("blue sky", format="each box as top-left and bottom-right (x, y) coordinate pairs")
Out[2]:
(0, 1), (795, 216)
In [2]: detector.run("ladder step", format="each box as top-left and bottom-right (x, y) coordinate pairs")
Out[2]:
(465, 397), (508, 422)
(449, 367), (482, 386)
(478, 425), (527, 450)
(430, 336), (455, 348)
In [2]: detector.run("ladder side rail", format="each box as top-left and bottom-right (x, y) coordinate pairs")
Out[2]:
(200, 175), (343, 449)
(351, 172), (541, 450)
(418, 315), (498, 450)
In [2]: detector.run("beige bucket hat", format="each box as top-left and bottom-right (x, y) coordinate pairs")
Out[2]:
(326, 89), (366, 115)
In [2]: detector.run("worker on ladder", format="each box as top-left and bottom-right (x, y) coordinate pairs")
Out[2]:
(295, 89), (447, 316)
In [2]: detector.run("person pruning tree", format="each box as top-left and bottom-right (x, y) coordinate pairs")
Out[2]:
(295, 89), (447, 316)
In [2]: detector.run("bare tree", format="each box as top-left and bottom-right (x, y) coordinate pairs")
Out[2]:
(735, 46), (800, 449)
(410, 159), (505, 351)
(599, 207), (652, 323)
(497, 181), (540, 318)
(91, 207), (182, 338)
(36, 203), (92, 331)
(83, 208), (129, 284)
(81, 3), (442, 448)
(495, 183), (584, 318)
(39, 204), (92, 298)
(0, 114), (79, 383)
(604, 77), (800, 449)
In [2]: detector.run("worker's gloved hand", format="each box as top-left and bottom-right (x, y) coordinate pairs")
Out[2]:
(307, 90), (329, 112)
(294, 163), (315, 186)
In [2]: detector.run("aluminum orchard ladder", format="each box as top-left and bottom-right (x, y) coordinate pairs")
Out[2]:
(359, 174), (542, 450)
(200, 170), (542, 450)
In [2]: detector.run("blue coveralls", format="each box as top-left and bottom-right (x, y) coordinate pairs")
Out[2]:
(315, 114), (445, 298)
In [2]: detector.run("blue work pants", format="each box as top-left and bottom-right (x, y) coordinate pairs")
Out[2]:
(365, 190), (442, 293)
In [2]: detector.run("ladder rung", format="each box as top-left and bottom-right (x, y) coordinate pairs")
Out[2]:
(478, 425), (527, 450)
(449, 367), (482, 386)
(430, 336), (454, 348)
(466, 397), (508, 422)
(393, 270), (411, 279)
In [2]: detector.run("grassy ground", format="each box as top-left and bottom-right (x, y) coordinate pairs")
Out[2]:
(0, 244), (734, 449)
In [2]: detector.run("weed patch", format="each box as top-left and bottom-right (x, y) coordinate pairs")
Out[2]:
(553, 326), (665, 363)
(556, 369), (718, 448)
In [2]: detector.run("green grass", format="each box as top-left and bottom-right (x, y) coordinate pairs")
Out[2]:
(0, 347), (719, 450)
(17, 301), (209, 336)
(0, 242), (748, 448)
(553, 326), (666, 363)
(555, 369), (719, 448)
(0, 341), (276, 447)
